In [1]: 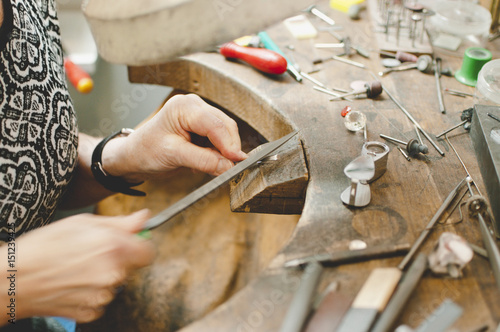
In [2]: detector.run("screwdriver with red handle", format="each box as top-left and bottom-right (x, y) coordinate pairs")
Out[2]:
(219, 41), (287, 75)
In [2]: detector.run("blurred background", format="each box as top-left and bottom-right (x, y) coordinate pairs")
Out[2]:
(55, 0), (173, 218)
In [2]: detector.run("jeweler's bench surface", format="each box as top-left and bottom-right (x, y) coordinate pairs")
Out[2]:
(81, 2), (500, 331)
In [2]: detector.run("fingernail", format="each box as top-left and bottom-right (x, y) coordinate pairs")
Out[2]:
(216, 159), (233, 175)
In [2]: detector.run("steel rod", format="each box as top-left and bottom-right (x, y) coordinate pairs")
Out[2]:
(371, 73), (445, 156)
(398, 178), (467, 270)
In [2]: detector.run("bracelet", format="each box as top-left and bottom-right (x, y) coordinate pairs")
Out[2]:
(90, 128), (146, 196)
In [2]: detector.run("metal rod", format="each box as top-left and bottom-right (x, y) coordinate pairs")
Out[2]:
(434, 57), (446, 114)
(414, 125), (423, 145)
(488, 113), (500, 123)
(378, 63), (418, 76)
(436, 120), (468, 138)
(370, 72), (445, 156)
(309, 6), (336, 25)
(397, 146), (411, 161)
(301, 71), (326, 88)
(331, 55), (366, 68)
(380, 133), (407, 145)
(313, 86), (353, 101)
(371, 253), (428, 332)
(398, 178), (467, 270)
(445, 88), (474, 98)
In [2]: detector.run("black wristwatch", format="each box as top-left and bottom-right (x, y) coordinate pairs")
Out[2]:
(90, 128), (146, 196)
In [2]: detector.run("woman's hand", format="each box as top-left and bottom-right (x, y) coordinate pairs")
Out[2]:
(9, 210), (154, 324)
(102, 94), (247, 182)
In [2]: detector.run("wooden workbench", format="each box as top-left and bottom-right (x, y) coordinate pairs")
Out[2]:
(81, 2), (500, 331)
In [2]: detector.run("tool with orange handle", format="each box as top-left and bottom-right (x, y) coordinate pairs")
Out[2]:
(64, 57), (94, 94)
(219, 41), (287, 75)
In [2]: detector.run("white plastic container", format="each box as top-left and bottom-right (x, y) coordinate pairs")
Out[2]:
(427, 1), (492, 55)
(474, 59), (500, 106)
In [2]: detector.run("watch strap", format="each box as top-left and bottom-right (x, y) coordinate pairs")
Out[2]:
(91, 128), (146, 196)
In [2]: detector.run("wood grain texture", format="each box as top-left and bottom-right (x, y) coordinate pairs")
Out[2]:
(230, 133), (308, 214)
(84, 1), (500, 331)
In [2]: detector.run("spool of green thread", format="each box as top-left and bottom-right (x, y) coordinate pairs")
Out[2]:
(455, 47), (492, 87)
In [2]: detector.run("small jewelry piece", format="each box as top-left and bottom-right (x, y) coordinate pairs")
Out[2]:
(91, 128), (146, 196)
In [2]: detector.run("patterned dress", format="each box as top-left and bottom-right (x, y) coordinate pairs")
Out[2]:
(0, 0), (79, 236)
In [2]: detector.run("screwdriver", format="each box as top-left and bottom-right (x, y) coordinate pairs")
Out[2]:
(219, 41), (287, 75)
(257, 31), (303, 82)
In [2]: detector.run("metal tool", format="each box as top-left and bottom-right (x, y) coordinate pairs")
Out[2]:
(284, 243), (411, 268)
(371, 253), (428, 332)
(279, 261), (323, 332)
(369, 72), (445, 156)
(330, 81), (383, 101)
(336, 268), (402, 332)
(433, 57), (446, 114)
(258, 31), (303, 82)
(313, 86), (353, 101)
(436, 108), (474, 138)
(301, 71), (326, 88)
(327, 30), (370, 58)
(304, 5), (335, 25)
(444, 88), (474, 98)
(488, 112), (500, 123)
(143, 131), (298, 230)
(380, 134), (428, 156)
(398, 178), (468, 270)
(378, 55), (432, 76)
(445, 135), (500, 290)
(397, 146), (411, 161)
(219, 42), (287, 75)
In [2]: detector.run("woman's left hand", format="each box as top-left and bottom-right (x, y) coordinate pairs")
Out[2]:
(101, 94), (247, 182)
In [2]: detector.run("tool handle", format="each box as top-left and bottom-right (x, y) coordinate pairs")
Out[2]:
(219, 42), (287, 75)
(64, 58), (93, 94)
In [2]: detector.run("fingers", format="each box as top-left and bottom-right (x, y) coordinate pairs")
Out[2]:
(171, 94), (247, 162)
(174, 141), (235, 176)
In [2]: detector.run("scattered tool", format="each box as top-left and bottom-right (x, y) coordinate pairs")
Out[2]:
(313, 86), (353, 102)
(336, 267), (402, 332)
(378, 55), (432, 76)
(371, 254), (428, 332)
(445, 136), (500, 290)
(436, 107), (474, 138)
(327, 30), (370, 58)
(330, 81), (382, 101)
(279, 261), (323, 332)
(284, 243), (410, 268)
(143, 131), (298, 230)
(379, 50), (418, 63)
(258, 31), (303, 82)
(409, 299), (463, 332)
(434, 57), (446, 114)
(219, 42), (287, 75)
(370, 72), (445, 156)
(397, 146), (411, 161)
(398, 178), (468, 270)
(380, 134), (428, 156)
(64, 57), (94, 94)
(444, 88), (474, 98)
(303, 5), (335, 25)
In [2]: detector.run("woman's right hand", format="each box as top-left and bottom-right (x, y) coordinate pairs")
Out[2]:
(4, 210), (154, 324)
